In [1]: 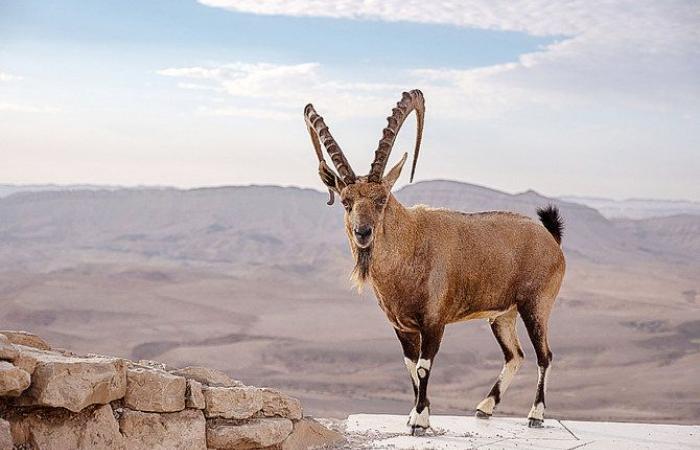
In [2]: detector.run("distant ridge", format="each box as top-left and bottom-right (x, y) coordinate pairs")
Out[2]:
(4, 182), (697, 221)
(560, 195), (700, 219)
(0, 184), (171, 198)
(2, 179), (698, 267)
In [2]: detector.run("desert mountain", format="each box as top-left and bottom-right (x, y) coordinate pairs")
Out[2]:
(2, 180), (693, 270)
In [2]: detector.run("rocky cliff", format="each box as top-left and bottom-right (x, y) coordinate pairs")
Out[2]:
(0, 331), (344, 449)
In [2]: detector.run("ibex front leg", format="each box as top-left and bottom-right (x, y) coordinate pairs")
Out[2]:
(407, 324), (444, 436)
(395, 329), (420, 411)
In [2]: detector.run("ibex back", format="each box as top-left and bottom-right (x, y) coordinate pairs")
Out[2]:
(304, 90), (565, 434)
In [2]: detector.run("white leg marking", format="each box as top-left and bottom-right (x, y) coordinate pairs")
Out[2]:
(528, 365), (550, 420)
(408, 406), (430, 428)
(404, 357), (419, 387)
(476, 356), (522, 414)
(476, 397), (495, 415)
(528, 402), (545, 420)
(416, 358), (431, 378)
(499, 356), (523, 392)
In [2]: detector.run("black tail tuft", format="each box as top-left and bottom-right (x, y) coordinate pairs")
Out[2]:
(537, 205), (564, 244)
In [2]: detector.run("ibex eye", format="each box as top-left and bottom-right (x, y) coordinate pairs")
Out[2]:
(341, 200), (352, 211)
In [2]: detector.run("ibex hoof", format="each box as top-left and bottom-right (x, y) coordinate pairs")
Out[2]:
(410, 425), (428, 436)
(528, 418), (544, 428)
(475, 409), (491, 419)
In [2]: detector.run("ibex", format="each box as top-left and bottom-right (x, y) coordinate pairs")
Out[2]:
(303, 90), (565, 434)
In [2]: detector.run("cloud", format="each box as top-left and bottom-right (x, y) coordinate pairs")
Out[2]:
(159, 61), (412, 119)
(196, 1), (700, 114)
(196, 105), (296, 120)
(0, 71), (23, 82)
(0, 103), (60, 113)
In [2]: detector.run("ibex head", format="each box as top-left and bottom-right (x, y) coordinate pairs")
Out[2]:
(304, 90), (425, 249)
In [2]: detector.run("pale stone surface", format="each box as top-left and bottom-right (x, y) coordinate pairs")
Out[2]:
(560, 420), (700, 450)
(346, 414), (700, 450)
(282, 417), (345, 450)
(124, 366), (186, 412)
(8, 404), (124, 450)
(0, 419), (12, 450)
(0, 331), (50, 350)
(207, 417), (293, 450)
(0, 361), (30, 397)
(203, 386), (263, 419)
(260, 388), (302, 420)
(186, 379), (205, 409)
(19, 348), (126, 412)
(119, 408), (206, 450)
(11, 345), (38, 375)
(0, 335), (18, 361)
(170, 366), (242, 387)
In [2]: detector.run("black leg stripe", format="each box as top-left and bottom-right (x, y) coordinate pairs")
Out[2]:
(487, 381), (501, 405)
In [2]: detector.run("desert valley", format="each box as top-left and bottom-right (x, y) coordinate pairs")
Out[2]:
(0, 180), (698, 424)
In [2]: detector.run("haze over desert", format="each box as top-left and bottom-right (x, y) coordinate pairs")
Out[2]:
(1, 181), (698, 424)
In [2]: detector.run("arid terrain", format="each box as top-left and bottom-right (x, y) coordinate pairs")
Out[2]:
(1, 181), (698, 424)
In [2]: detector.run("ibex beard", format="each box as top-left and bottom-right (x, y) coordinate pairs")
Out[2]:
(304, 90), (565, 435)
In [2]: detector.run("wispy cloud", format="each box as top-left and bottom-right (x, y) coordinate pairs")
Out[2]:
(159, 61), (411, 119)
(197, 0), (700, 114)
(0, 103), (60, 114)
(0, 71), (23, 82)
(196, 105), (296, 120)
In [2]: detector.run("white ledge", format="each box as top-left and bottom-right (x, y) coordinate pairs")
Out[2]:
(346, 414), (700, 449)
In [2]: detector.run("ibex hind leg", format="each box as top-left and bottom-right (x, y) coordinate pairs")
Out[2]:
(475, 308), (524, 418)
(518, 300), (554, 428)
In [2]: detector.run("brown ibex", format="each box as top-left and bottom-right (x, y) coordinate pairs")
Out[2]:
(303, 90), (565, 434)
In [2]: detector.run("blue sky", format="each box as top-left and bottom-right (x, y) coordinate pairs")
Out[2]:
(1, 0), (699, 200)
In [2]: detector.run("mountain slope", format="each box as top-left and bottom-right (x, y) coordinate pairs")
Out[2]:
(1, 180), (679, 269)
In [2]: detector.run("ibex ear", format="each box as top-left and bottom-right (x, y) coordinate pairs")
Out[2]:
(382, 152), (408, 190)
(319, 161), (346, 205)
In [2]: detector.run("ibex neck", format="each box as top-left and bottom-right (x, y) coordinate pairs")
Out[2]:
(372, 195), (417, 263)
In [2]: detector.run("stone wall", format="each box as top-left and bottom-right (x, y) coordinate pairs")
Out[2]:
(0, 331), (344, 450)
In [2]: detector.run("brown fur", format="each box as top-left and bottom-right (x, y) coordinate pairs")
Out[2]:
(334, 173), (565, 428)
(305, 91), (565, 430)
(340, 186), (565, 331)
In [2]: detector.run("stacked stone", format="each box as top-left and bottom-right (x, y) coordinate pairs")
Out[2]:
(0, 330), (344, 450)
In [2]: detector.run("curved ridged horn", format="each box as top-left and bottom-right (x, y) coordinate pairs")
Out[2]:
(304, 104), (357, 190)
(368, 89), (425, 183)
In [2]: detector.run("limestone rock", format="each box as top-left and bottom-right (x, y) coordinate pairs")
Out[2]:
(186, 379), (205, 409)
(261, 388), (303, 420)
(0, 331), (50, 351)
(0, 335), (18, 361)
(0, 361), (30, 397)
(282, 418), (346, 450)
(124, 366), (186, 412)
(8, 404), (124, 450)
(0, 418), (12, 450)
(169, 366), (242, 387)
(207, 417), (293, 450)
(11, 346), (38, 375)
(137, 359), (168, 370)
(202, 386), (263, 419)
(19, 348), (126, 412)
(119, 408), (206, 450)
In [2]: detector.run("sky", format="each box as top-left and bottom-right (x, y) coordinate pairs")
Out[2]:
(1, 0), (699, 201)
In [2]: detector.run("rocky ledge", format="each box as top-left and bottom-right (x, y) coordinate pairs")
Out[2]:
(0, 331), (344, 450)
